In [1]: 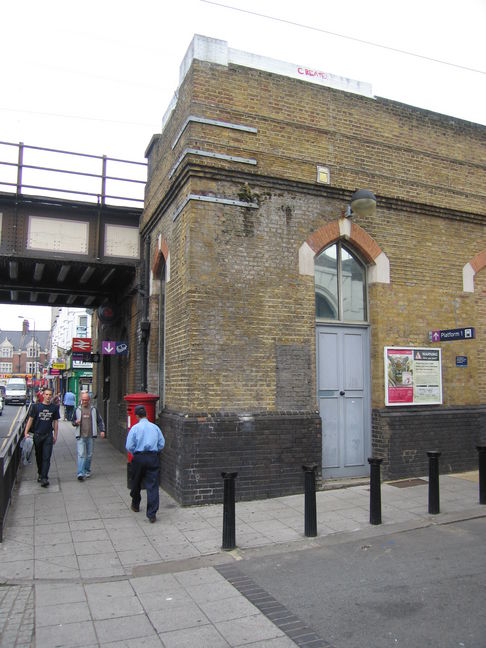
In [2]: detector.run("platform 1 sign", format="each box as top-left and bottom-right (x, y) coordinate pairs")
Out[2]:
(429, 327), (475, 342)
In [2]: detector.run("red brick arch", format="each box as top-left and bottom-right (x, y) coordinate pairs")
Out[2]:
(306, 220), (382, 262)
(469, 250), (486, 274)
(152, 236), (169, 278)
(464, 249), (486, 292)
(299, 218), (390, 284)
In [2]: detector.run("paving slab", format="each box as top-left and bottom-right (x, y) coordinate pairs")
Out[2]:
(1, 419), (485, 648)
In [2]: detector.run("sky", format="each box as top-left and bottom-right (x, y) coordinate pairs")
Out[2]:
(1, 0), (485, 329)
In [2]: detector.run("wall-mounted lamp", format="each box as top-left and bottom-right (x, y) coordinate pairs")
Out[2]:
(345, 189), (376, 218)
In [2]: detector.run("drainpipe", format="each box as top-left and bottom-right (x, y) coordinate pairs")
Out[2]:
(139, 234), (151, 392)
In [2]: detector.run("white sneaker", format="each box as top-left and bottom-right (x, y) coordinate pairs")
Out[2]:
(85, 472), (91, 478)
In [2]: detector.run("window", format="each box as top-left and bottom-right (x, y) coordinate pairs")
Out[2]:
(315, 242), (367, 322)
(28, 345), (39, 358)
(0, 362), (12, 372)
(27, 362), (38, 374)
(0, 346), (12, 358)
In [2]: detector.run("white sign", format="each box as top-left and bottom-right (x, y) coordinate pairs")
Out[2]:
(28, 216), (89, 254)
(385, 347), (442, 406)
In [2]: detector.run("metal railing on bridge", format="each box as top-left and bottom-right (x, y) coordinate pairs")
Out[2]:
(0, 140), (147, 207)
(0, 407), (29, 542)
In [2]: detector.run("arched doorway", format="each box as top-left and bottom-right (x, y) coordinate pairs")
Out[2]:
(315, 241), (371, 479)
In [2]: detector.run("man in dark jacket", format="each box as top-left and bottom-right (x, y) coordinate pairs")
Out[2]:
(24, 387), (60, 487)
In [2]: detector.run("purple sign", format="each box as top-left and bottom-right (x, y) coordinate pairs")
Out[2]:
(102, 341), (116, 355)
(102, 341), (129, 355)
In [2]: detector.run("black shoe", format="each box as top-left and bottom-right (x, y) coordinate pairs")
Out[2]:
(131, 503), (140, 513)
(77, 475), (85, 482)
(40, 479), (49, 488)
(37, 475), (42, 483)
(149, 515), (156, 523)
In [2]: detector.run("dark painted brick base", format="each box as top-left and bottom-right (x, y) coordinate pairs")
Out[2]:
(159, 410), (322, 506)
(373, 406), (486, 480)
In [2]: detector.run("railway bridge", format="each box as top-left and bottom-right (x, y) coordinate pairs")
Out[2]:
(0, 141), (146, 309)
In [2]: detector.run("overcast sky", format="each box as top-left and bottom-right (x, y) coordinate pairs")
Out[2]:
(1, 0), (485, 329)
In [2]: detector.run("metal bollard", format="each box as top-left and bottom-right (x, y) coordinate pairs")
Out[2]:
(368, 457), (383, 525)
(303, 465), (317, 537)
(221, 472), (238, 550)
(427, 451), (441, 514)
(477, 446), (486, 505)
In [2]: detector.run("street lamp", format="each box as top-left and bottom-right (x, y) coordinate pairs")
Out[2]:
(18, 316), (36, 402)
(345, 189), (377, 218)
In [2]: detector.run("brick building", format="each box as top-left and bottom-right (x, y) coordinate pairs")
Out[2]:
(101, 36), (486, 505)
(0, 319), (49, 389)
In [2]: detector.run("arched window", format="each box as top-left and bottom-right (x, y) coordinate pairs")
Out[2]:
(315, 242), (367, 322)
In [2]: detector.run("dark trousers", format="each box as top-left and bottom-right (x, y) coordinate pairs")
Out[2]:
(34, 433), (54, 479)
(65, 405), (75, 421)
(129, 451), (160, 518)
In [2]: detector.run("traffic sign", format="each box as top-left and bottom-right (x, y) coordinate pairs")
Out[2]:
(102, 341), (129, 355)
(102, 341), (116, 355)
(72, 337), (92, 352)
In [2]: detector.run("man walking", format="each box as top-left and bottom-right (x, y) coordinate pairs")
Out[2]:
(63, 390), (76, 421)
(72, 392), (105, 481)
(126, 405), (165, 523)
(24, 387), (60, 487)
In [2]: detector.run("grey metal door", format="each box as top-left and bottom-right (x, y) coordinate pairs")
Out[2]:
(317, 326), (371, 478)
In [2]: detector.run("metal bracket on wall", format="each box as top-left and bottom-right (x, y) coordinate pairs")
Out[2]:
(172, 115), (257, 150)
(172, 194), (259, 222)
(169, 148), (257, 179)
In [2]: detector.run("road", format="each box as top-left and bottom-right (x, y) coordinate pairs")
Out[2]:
(235, 518), (486, 648)
(0, 403), (25, 440)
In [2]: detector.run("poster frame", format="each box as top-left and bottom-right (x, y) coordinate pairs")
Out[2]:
(384, 346), (442, 407)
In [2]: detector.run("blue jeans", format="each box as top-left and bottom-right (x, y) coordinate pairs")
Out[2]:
(77, 437), (94, 476)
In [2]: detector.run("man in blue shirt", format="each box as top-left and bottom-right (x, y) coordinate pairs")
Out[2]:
(126, 405), (165, 523)
(63, 390), (76, 421)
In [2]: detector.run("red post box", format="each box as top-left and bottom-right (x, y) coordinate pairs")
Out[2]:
(124, 392), (159, 430)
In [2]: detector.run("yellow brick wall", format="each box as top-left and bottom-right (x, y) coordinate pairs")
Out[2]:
(142, 58), (486, 415)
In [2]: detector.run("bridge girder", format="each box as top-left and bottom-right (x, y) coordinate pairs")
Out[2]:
(0, 192), (142, 309)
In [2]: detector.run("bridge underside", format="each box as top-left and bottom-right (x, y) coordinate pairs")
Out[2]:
(0, 193), (141, 309)
(0, 254), (137, 308)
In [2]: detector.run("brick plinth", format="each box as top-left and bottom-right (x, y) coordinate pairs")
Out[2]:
(373, 406), (486, 480)
(159, 410), (322, 505)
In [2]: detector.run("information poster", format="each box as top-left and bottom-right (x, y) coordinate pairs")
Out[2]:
(385, 347), (442, 406)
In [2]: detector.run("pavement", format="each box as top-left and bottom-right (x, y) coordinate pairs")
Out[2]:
(1, 420), (484, 648)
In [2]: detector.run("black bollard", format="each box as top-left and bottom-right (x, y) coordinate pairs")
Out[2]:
(303, 465), (317, 537)
(368, 457), (383, 525)
(477, 446), (486, 505)
(221, 472), (238, 550)
(427, 451), (441, 514)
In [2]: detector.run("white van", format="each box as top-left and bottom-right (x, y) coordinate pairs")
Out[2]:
(5, 378), (28, 405)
